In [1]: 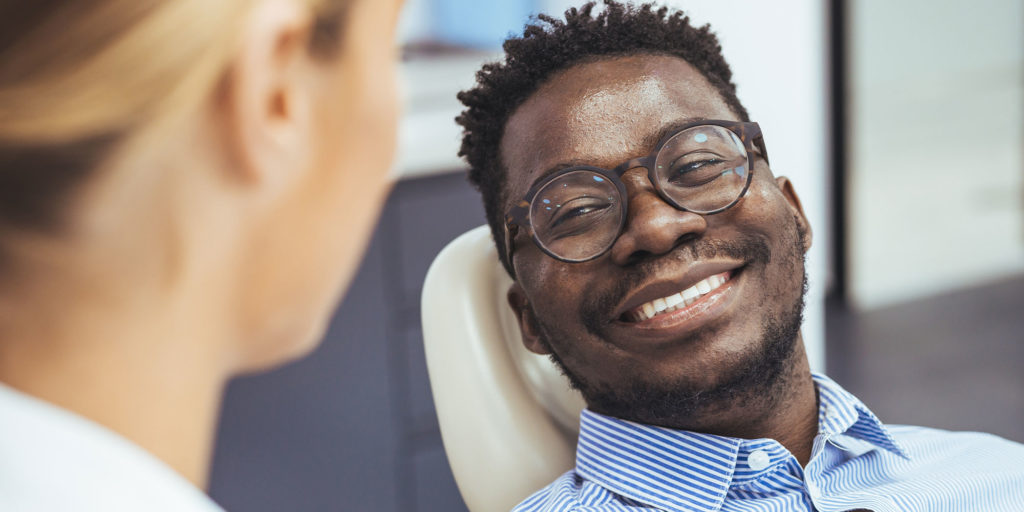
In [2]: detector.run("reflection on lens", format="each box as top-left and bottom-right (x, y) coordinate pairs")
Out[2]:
(530, 170), (622, 261)
(654, 125), (750, 213)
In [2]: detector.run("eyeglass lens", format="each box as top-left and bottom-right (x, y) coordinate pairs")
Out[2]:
(528, 125), (750, 261)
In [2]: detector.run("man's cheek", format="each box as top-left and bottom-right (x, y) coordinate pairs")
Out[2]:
(533, 288), (570, 314)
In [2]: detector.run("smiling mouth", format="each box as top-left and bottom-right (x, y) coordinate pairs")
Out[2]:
(621, 270), (735, 323)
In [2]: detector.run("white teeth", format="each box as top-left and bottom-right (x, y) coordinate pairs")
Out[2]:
(664, 293), (684, 308)
(629, 272), (731, 322)
(642, 302), (656, 318)
(696, 279), (711, 295)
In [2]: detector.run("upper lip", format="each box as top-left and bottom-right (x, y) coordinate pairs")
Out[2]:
(611, 260), (746, 321)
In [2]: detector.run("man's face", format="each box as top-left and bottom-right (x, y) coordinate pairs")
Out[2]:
(500, 55), (812, 430)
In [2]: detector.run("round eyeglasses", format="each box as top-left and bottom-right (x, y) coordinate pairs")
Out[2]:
(503, 120), (768, 270)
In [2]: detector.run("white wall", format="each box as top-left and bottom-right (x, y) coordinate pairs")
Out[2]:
(849, 0), (1024, 309)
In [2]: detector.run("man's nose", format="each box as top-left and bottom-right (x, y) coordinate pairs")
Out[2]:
(607, 168), (707, 266)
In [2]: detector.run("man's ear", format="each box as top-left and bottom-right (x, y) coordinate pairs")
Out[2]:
(507, 282), (551, 355)
(220, 0), (315, 186)
(775, 176), (813, 253)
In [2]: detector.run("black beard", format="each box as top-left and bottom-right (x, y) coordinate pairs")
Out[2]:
(535, 227), (808, 430)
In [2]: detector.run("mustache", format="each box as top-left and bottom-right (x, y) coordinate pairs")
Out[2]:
(580, 234), (773, 328)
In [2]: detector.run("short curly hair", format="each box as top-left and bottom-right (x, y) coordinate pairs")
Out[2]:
(456, 0), (750, 276)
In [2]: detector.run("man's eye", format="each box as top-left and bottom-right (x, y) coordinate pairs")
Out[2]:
(669, 158), (726, 186)
(551, 203), (609, 228)
(677, 158), (721, 173)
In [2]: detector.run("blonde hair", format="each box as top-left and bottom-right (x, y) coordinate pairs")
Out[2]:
(0, 0), (348, 231)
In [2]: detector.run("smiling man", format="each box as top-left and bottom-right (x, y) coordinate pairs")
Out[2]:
(455, 2), (1024, 511)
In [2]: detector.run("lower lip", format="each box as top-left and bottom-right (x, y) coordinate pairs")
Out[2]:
(616, 269), (743, 336)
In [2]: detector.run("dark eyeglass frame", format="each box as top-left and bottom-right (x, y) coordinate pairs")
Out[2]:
(503, 120), (768, 272)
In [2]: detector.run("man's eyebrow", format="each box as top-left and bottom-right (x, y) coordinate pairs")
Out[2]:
(526, 116), (712, 189)
(533, 159), (593, 183)
(643, 116), (710, 148)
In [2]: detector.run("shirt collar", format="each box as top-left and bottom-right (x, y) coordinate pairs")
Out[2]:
(575, 408), (740, 512)
(812, 373), (911, 459)
(0, 382), (224, 512)
(574, 373), (909, 511)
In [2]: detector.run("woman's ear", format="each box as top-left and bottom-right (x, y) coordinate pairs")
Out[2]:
(507, 282), (551, 355)
(220, 0), (315, 187)
(775, 176), (813, 253)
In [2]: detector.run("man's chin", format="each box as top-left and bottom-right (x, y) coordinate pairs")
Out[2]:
(549, 292), (805, 429)
(580, 366), (787, 430)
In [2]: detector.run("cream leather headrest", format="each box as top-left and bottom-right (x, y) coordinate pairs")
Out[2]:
(422, 226), (584, 512)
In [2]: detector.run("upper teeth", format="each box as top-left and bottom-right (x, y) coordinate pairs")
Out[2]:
(630, 272), (731, 322)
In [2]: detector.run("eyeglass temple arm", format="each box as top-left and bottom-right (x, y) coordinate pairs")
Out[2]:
(503, 214), (522, 277)
(754, 136), (769, 166)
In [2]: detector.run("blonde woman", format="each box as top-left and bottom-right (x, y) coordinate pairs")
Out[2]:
(0, 0), (403, 509)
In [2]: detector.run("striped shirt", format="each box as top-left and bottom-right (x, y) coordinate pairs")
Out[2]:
(514, 373), (1024, 512)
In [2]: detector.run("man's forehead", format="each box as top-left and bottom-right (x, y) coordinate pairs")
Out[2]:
(500, 55), (734, 198)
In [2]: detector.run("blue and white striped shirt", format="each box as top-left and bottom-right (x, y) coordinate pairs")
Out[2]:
(514, 374), (1024, 511)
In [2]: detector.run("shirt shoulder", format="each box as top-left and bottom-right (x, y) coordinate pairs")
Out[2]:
(866, 425), (1024, 510)
(888, 424), (1024, 464)
(511, 471), (654, 512)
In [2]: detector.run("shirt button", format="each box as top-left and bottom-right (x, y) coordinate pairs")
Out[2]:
(747, 449), (771, 471)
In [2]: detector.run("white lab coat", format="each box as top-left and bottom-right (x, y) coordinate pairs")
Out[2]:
(0, 383), (224, 512)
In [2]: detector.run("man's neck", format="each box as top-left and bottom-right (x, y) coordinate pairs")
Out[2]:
(686, 344), (820, 466)
(737, 367), (819, 466)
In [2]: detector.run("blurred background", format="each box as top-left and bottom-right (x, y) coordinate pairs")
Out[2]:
(209, 0), (1024, 510)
